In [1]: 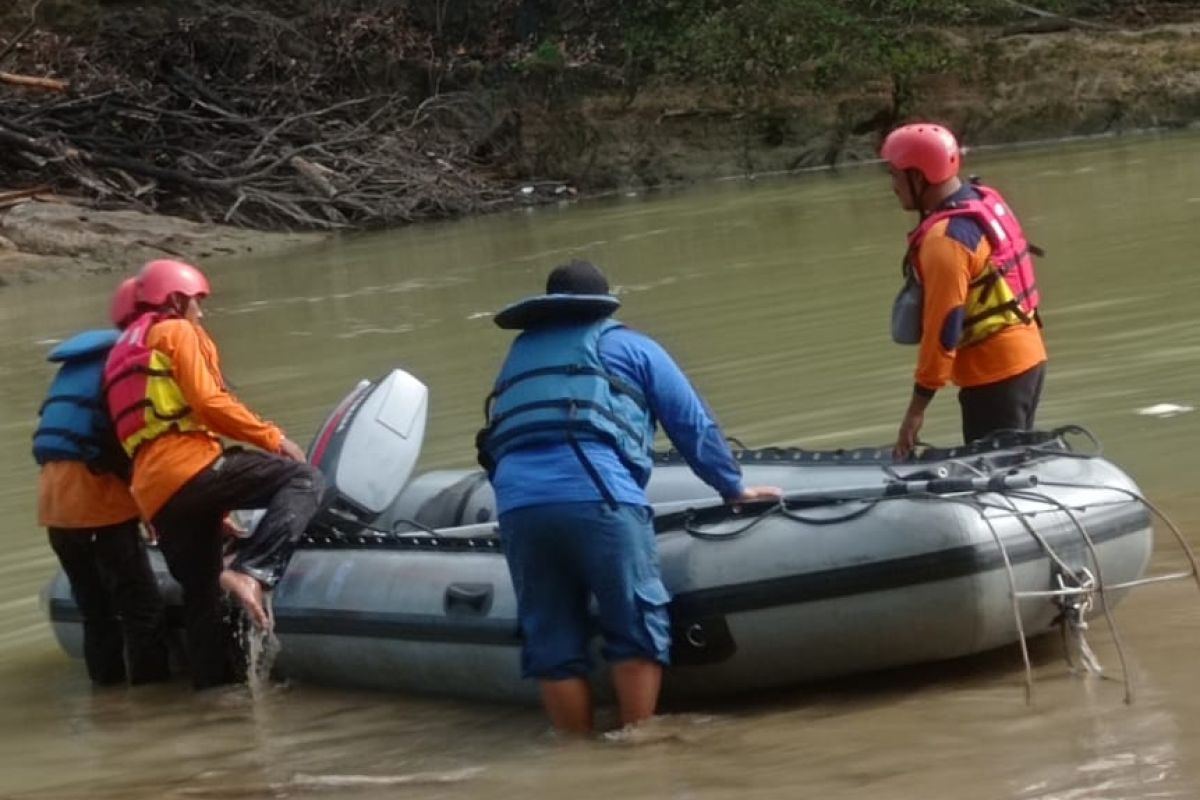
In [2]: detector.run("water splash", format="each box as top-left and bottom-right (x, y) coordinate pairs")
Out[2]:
(239, 593), (280, 700)
(600, 714), (718, 745)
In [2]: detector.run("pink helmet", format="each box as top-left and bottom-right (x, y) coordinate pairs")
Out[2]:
(880, 123), (961, 184)
(136, 259), (210, 308)
(110, 277), (139, 329)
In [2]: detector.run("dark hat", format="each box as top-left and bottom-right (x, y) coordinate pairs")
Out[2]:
(546, 260), (610, 296)
(493, 260), (620, 330)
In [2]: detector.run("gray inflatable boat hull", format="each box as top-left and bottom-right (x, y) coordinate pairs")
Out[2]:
(45, 442), (1153, 703)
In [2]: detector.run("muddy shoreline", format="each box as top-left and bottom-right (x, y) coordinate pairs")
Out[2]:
(0, 199), (323, 286)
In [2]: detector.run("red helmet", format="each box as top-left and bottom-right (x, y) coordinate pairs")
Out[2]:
(110, 277), (139, 329)
(881, 123), (961, 184)
(136, 259), (210, 308)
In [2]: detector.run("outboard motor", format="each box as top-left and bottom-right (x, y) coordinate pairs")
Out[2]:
(307, 369), (429, 534)
(234, 369), (429, 536)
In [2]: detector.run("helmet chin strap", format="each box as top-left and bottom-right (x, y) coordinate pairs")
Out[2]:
(907, 171), (931, 218)
(163, 294), (189, 318)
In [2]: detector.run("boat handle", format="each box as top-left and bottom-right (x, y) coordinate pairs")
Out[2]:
(444, 583), (494, 616)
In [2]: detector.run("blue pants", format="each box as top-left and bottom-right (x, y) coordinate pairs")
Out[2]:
(499, 502), (672, 680)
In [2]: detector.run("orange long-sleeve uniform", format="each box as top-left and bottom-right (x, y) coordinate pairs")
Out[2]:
(912, 212), (1047, 394)
(129, 319), (283, 521)
(37, 462), (141, 529)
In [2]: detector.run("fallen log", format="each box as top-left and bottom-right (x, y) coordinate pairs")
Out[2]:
(290, 156), (339, 198)
(0, 184), (51, 208)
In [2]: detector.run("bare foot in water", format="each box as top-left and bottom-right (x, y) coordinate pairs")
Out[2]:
(219, 569), (271, 631)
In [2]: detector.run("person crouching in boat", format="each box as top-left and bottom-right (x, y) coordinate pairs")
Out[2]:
(881, 122), (1048, 459)
(102, 259), (323, 690)
(477, 260), (781, 733)
(33, 278), (171, 686)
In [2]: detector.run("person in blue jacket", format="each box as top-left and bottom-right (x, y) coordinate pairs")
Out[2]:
(477, 260), (780, 733)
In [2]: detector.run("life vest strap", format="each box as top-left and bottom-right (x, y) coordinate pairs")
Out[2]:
(484, 418), (622, 456)
(962, 298), (1033, 328)
(485, 364), (647, 416)
(566, 402), (619, 510)
(102, 364), (174, 394)
(32, 426), (102, 447)
(38, 394), (104, 415)
(110, 397), (194, 427)
(487, 398), (644, 440)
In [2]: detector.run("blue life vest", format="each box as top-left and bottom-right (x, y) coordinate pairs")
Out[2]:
(32, 329), (121, 468)
(479, 319), (654, 483)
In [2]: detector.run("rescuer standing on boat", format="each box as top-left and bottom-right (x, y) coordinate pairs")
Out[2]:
(881, 122), (1048, 458)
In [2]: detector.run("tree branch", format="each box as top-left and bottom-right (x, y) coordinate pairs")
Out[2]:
(999, 0), (1113, 32)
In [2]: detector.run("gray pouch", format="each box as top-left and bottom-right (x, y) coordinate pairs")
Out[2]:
(890, 277), (923, 345)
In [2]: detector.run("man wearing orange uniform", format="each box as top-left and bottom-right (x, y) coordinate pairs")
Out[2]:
(104, 259), (323, 689)
(881, 123), (1047, 459)
(34, 278), (170, 686)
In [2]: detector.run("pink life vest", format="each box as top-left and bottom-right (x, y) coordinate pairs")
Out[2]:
(907, 183), (1041, 347)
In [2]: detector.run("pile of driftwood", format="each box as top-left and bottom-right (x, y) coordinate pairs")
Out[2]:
(0, 3), (525, 230)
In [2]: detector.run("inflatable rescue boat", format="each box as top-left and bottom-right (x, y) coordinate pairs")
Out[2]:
(45, 370), (1156, 702)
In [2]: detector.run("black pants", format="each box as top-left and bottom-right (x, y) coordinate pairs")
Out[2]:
(958, 362), (1046, 445)
(152, 449), (324, 689)
(48, 521), (170, 686)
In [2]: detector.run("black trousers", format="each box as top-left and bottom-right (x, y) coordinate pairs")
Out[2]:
(958, 362), (1046, 445)
(152, 449), (324, 689)
(48, 521), (170, 686)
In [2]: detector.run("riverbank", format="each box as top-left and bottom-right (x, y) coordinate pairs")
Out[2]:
(530, 19), (1200, 186)
(0, 197), (322, 286)
(2, 1), (1199, 285)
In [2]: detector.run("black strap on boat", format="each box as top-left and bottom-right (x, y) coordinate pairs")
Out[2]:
(655, 427), (1074, 467)
(673, 495), (879, 540)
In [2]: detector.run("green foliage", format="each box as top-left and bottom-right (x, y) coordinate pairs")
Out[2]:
(621, 0), (976, 91)
(531, 38), (565, 67)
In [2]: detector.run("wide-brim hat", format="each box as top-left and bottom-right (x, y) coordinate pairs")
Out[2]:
(493, 260), (620, 330)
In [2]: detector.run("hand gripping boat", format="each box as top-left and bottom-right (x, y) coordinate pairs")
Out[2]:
(44, 370), (1178, 703)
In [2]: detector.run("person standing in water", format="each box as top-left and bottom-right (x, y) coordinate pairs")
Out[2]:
(477, 260), (780, 733)
(103, 259), (323, 689)
(33, 277), (170, 686)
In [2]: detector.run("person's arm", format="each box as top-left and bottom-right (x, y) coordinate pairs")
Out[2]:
(157, 320), (284, 453)
(895, 227), (972, 458)
(604, 330), (745, 499)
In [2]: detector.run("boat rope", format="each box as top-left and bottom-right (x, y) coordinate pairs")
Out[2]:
(656, 426), (1081, 468)
(1008, 489), (1135, 704)
(940, 495), (1037, 705)
(1054, 570), (1104, 677)
(975, 493), (1091, 586)
(1037, 480), (1200, 595)
(679, 468), (1173, 705)
(681, 498), (878, 539)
